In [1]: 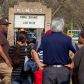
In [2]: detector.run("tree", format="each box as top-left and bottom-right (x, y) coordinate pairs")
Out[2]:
(0, 0), (84, 30)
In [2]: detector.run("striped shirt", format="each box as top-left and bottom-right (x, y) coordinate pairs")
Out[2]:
(8, 45), (32, 79)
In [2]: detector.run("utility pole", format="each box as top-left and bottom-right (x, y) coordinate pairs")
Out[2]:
(71, 18), (73, 37)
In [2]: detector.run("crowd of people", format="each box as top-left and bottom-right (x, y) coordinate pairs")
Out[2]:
(0, 17), (84, 84)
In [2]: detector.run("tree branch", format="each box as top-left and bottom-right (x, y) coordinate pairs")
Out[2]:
(52, 0), (66, 17)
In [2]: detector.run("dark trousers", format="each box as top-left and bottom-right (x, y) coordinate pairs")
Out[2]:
(72, 72), (84, 84)
(12, 76), (33, 84)
(72, 71), (79, 84)
(42, 66), (70, 84)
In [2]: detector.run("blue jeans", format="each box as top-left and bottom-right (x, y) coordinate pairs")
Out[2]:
(24, 59), (38, 72)
(12, 79), (31, 84)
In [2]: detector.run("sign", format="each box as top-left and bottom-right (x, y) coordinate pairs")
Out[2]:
(14, 15), (45, 28)
(67, 30), (81, 43)
(16, 8), (43, 13)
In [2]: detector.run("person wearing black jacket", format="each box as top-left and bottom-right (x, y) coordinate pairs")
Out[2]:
(74, 32), (84, 84)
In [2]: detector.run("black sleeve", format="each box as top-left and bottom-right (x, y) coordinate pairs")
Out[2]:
(69, 37), (76, 53)
(74, 48), (83, 70)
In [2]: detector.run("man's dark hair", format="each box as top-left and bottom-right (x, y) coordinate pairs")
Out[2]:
(79, 32), (84, 39)
(17, 34), (26, 43)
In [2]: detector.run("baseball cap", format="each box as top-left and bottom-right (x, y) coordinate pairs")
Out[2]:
(0, 18), (11, 25)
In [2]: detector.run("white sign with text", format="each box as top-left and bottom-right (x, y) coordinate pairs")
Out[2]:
(14, 15), (45, 28)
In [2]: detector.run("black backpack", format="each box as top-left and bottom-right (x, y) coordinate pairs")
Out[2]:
(8, 44), (21, 66)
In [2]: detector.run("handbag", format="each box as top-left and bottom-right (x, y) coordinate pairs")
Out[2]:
(24, 56), (38, 72)
(34, 70), (43, 84)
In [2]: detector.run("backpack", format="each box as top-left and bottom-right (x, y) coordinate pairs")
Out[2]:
(13, 44), (21, 65)
(8, 44), (21, 66)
